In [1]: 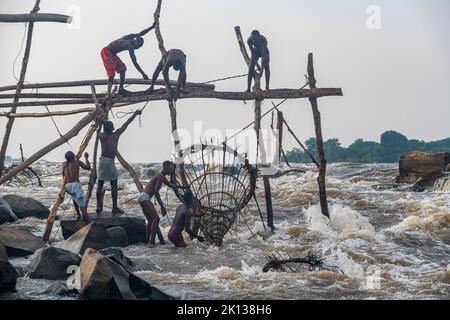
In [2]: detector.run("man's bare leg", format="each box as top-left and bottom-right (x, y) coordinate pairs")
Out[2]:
(146, 201), (160, 245)
(73, 201), (81, 220)
(264, 58), (270, 91)
(118, 71), (131, 96)
(246, 60), (256, 93)
(96, 180), (105, 213)
(80, 206), (91, 224)
(111, 179), (124, 214)
(139, 201), (154, 244)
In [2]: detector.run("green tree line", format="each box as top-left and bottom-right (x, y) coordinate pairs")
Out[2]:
(286, 131), (450, 164)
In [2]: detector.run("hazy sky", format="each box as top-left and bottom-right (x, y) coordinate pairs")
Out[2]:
(0, 0), (449, 162)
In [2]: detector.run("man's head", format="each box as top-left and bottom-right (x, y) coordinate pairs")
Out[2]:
(183, 191), (194, 206)
(133, 37), (144, 49)
(104, 121), (114, 134)
(65, 151), (75, 163)
(173, 59), (183, 71)
(251, 30), (260, 41)
(162, 160), (174, 175)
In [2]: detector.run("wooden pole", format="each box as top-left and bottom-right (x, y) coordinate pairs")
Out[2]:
(0, 13), (72, 24)
(19, 144), (24, 162)
(307, 53), (329, 218)
(263, 176), (274, 232)
(0, 0), (40, 176)
(154, 0), (167, 56)
(277, 111), (284, 162)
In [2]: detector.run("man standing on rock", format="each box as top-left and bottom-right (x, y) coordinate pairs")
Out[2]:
(137, 161), (186, 245)
(63, 151), (91, 224)
(96, 110), (142, 214)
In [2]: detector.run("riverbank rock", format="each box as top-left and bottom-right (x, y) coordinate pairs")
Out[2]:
(60, 213), (146, 244)
(26, 247), (81, 280)
(0, 226), (45, 257)
(79, 248), (172, 300)
(0, 260), (18, 293)
(0, 197), (17, 224)
(60, 223), (112, 255)
(106, 227), (129, 247)
(98, 247), (132, 270)
(397, 152), (450, 187)
(2, 194), (50, 219)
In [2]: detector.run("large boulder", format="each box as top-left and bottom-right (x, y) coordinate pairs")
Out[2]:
(26, 247), (81, 280)
(0, 197), (17, 224)
(60, 214), (146, 244)
(79, 248), (172, 300)
(0, 260), (18, 293)
(0, 226), (45, 257)
(397, 152), (450, 187)
(60, 222), (112, 255)
(106, 227), (129, 247)
(98, 247), (132, 270)
(2, 194), (50, 219)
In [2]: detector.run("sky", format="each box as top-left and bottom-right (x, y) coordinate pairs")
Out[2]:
(0, 0), (449, 163)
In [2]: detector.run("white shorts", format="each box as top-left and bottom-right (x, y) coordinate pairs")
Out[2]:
(137, 192), (152, 203)
(65, 182), (86, 208)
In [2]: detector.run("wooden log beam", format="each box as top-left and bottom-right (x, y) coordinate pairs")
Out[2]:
(0, 88), (343, 109)
(0, 13), (72, 24)
(307, 53), (329, 219)
(153, 0), (167, 56)
(0, 79), (215, 93)
(0, 111), (97, 185)
(0, 0), (40, 176)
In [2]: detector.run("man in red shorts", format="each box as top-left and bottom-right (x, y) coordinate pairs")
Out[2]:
(101, 24), (155, 96)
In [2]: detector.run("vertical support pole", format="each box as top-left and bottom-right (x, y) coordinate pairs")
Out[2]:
(263, 176), (274, 232)
(0, 1), (41, 175)
(276, 111), (284, 162)
(307, 53), (330, 218)
(19, 144), (24, 162)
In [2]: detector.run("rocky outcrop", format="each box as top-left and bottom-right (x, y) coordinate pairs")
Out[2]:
(0, 260), (17, 293)
(0, 226), (45, 257)
(26, 247), (81, 280)
(397, 152), (450, 188)
(60, 223), (112, 255)
(106, 227), (129, 247)
(60, 214), (146, 244)
(2, 194), (50, 219)
(79, 248), (172, 300)
(0, 197), (17, 224)
(98, 247), (132, 270)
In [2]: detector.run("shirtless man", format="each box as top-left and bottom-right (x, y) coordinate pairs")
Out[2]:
(137, 161), (186, 245)
(101, 24), (155, 96)
(246, 30), (271, 92)
(168, 191), (205, 248)
(96, 110), (142, 214)
(63, 151), (91, 224)
(147, 49), (187, 100)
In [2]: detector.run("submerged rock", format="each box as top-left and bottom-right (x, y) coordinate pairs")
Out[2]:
(44, 281), (78, 297)
(0, 260), (17, 293)
(397, 152), (450, 188)
(0, 240), (7, 261)
(0, 197), (17, 224)
(60, 214), (146, 244)
(98, 247), (132, 270)
(0, 226), (45, 257)
(79, 248), (172, 300)
(26, 247), (81, 280)
(2, 194), (50, 219)
(60, 223), (112, 255)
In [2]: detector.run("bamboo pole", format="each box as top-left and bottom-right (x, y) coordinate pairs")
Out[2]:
(153, 0), (167, 56)
(0, 79), (214, 93)
(0, 88), (343, 109)
(0, 0), (40, 176)
(0, 13), (72, 24)
(307, 53), (329, 218)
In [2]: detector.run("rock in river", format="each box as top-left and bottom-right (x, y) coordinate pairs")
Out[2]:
(2, 194), (50, 219)
(0, 226), (45, 257)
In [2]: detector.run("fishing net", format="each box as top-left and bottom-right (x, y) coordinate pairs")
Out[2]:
(172, 143), (257, 246)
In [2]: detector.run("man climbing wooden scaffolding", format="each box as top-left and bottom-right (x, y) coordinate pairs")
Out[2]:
(101, 24), (155, 96)
(246, 30), (271, 92)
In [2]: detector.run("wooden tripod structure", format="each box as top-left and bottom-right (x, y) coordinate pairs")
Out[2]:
(0, 0), (342, 242)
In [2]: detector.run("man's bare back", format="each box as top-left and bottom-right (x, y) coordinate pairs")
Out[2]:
(98, 132), (120, 160)
(143, 172), (171, 196)
(63, 153), (90, 184)
(107, 38), (133, 55)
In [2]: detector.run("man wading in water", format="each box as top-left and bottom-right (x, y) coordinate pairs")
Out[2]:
(168, 191), (205, 248)
(96, 110), (141, 214)
(137, 161), (187, 245)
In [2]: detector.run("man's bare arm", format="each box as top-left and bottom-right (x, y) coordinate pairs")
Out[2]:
(116, 110), (142, 135)
(129, 50), (148, 79)
(79, 153), (91, 171)
(175, 65), (186, 98)
(162, 63), (174, 95)
(184, 210), (204, 241)
(121, 23), (155, 40)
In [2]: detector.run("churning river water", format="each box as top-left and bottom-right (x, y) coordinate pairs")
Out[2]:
(1, 162), (449, 300)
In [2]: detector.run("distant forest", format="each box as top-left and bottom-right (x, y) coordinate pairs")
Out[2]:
(286, 131), (450, 164)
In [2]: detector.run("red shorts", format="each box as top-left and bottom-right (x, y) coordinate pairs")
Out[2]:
(168, 228), (187, 248)
(101, 47), (127, 78)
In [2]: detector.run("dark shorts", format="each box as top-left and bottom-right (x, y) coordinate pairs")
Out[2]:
(168, 227), (187, 248)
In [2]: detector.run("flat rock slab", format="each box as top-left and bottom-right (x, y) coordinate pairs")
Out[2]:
(2, 194), (50, 219)
(0, 226), (45, 257)
(61, 213), (145, 244)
